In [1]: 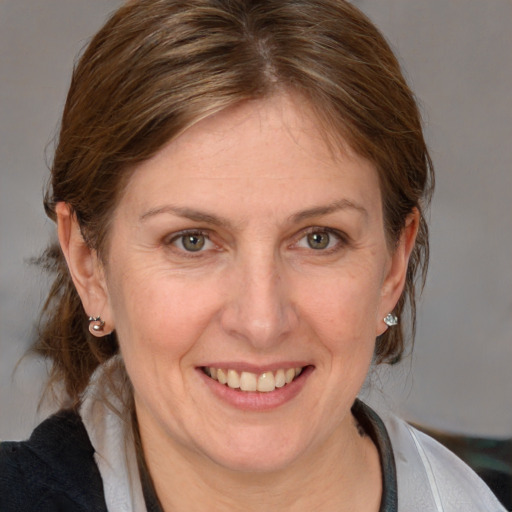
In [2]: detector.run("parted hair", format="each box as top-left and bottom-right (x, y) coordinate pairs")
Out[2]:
(37, 0), (434, 405)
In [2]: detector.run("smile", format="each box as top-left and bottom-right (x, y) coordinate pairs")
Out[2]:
(202, 367), (304, 393)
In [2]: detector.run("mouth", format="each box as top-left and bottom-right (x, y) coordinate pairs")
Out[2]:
(201, 366), (306, 393)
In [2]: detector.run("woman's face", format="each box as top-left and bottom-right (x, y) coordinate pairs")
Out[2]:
(95, 93), (411, 472)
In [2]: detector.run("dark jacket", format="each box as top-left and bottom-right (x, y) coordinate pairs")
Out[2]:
(0, 410), (108, 511)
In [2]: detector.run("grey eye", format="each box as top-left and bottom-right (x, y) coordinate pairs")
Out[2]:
(181, 234), (206, 251)
(307, 232), (330, 250)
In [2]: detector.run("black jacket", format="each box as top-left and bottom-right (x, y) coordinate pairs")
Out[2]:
(0, 410), (108, 511)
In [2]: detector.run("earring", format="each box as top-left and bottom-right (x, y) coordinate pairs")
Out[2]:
(88, 316), (105, 334)
(383, 313), (398, 327)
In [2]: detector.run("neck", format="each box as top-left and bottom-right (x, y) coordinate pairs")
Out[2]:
(138, 412), (382, 512)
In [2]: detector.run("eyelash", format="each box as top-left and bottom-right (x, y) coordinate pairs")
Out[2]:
(163, 227), (349, 257)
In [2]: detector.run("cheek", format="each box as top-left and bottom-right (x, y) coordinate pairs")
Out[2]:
(296, 270), (382, 352)
(108, 269), (220, 358)
(107, 272), (222, 416)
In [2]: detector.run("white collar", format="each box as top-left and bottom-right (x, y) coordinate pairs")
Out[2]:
(79, 357), (147, 512)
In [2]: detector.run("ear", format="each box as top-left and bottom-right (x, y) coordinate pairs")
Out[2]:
(56, 202), (113, 336)
(376, 208), (420, 336)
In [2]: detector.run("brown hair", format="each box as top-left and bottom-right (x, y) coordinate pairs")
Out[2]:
(37, 0), (434, 405)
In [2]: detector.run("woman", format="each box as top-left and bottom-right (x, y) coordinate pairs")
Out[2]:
(0, 0), (505, 511)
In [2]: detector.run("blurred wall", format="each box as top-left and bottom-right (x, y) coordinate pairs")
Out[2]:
(357, 0), (512, 437)
(1, 0), (511, 440)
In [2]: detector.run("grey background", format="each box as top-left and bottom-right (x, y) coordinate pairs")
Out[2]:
(1, 0), (511, 440)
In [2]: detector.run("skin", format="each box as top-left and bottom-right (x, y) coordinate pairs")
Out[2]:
(58, 93), (418, 511)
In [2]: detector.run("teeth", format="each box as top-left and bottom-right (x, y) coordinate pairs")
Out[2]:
(285, 368), (295, 384)
(227, 369), (240, 389)
(204, 366), (304, 393)
(257, 372), (275, 392)
(217, 368), (227, 385)
(240, 371), (257, 391)
(275, 369), (286, 388)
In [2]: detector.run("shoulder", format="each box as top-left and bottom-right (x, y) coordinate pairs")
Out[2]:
(0, 409), (107, 512)
(380, 411), (506, 512)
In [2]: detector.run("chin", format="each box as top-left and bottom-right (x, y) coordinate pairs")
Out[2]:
(200, 425), (311, 474)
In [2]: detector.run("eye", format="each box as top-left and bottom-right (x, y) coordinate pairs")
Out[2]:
(307, 232), (331, 250)
(180, 234), (206, 251)
(169, 231), (214, 253)
(295, 228), (345, 251)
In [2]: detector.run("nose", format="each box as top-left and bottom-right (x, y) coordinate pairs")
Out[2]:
(219, 251), (298, 350)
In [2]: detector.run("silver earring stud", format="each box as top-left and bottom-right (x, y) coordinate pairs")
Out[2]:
(383, 313), (398, 327)
(88, 316), (105, 333)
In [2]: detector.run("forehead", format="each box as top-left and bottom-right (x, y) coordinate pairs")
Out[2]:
(118, 92), (381, 221)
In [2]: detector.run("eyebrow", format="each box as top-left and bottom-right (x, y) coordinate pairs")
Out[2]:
(139, 205), (234, 228)
(289, 199), (368, 224)
(139, 198), (368, 227)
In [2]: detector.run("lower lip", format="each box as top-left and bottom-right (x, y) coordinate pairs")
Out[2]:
(198, 366), (313, 411)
